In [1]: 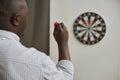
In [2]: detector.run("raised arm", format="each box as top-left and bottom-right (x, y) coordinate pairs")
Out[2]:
(53, 22), (71, 61)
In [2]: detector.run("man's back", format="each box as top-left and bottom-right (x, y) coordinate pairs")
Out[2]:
(0, 30), (48, 80)
(0, 30), (74, 80)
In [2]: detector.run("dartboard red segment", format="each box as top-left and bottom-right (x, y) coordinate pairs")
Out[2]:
(87, 20), (92, 25)
(73, 12), (106, 45)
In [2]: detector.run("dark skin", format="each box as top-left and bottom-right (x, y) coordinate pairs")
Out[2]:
(0, 0), (71, 61)
(54, 23), (71, 61)
(0, 0), (28, 37)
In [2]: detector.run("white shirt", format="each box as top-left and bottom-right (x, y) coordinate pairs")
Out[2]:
(0, 30), (74, 80)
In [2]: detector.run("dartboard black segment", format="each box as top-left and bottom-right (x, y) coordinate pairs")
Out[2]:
(73, 12), (106, 45)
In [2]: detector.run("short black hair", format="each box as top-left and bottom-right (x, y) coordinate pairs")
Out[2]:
(0, 0), (26, 14)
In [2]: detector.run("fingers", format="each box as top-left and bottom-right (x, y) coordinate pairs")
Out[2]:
(59, 23), (64, 31)
(60, 23), (68, 31)
(55, 22), (67, 31)
(53, 22), (68, 35)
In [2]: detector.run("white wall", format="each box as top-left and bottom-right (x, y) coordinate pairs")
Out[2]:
(50, 0), (120, 80)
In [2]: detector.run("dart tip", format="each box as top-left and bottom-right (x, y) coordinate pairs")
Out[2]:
(54, 22), (59, 27)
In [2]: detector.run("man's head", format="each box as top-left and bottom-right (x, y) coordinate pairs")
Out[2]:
(0, 0), (28, 37)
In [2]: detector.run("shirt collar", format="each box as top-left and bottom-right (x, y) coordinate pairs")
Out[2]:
(0, 30), (20, 41)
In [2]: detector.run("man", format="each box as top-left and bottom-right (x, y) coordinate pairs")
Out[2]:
(0, 0), (74, 80)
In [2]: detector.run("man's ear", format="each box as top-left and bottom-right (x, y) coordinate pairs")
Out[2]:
(10, 14), (20, 26)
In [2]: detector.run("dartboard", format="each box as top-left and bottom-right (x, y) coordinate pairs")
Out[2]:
(73, 12), (106, 45)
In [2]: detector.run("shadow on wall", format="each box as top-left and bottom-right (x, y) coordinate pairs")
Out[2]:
(21, 0), (50, 55)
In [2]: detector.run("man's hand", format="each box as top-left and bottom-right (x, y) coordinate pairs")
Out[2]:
(53, 22), (71, 61)
(53, 22), (69, 45)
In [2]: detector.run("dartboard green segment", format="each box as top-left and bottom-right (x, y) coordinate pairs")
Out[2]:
(73, 12), (106, 45)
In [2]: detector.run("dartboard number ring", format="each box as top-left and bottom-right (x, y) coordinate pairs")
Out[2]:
(73, 12), (106, 45)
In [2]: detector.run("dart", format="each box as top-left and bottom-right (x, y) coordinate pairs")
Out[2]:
(54, 22), (59, 27)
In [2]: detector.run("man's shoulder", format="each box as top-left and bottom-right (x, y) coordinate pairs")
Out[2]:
(0, 39), (51, 66)
(23, 47), (55, 67)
